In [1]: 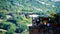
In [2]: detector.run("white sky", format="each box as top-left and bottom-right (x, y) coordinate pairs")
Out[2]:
(51, 0), (60, 2)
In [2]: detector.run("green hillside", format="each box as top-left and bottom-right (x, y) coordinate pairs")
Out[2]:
(0, 0), (60, 34)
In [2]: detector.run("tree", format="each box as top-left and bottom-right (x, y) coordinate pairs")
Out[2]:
(0, 21), (16, 34)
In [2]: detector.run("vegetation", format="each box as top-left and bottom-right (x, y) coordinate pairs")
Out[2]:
(0, 0), (60, 34)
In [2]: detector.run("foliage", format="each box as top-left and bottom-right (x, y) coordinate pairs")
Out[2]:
(0, 21), (16, 34)
(0, 0), (60, 34)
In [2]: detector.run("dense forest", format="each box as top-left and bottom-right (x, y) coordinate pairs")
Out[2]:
(0, 0), (60, 34)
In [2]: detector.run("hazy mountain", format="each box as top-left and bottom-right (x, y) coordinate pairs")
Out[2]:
(0, 0), (60, 14)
